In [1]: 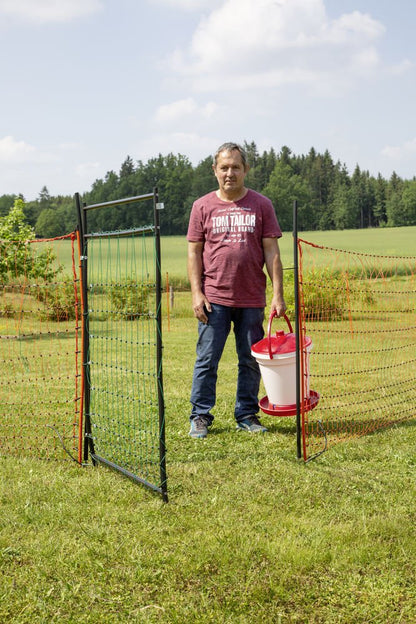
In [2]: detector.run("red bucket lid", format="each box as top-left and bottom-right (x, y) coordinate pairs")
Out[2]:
(252, 330), (311, 356)
(251, 313), (312, 358)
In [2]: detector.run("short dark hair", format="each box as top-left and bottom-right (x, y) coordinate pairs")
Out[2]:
(213, 142), (248, 168)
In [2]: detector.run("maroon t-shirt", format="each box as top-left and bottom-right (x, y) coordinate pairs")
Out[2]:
(187, 189), (282, 307)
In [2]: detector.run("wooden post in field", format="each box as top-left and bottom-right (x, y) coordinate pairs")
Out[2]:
(166, 273), (170, 331)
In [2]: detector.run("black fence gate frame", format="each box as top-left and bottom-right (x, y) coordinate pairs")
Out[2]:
(75, 190), (168, 502)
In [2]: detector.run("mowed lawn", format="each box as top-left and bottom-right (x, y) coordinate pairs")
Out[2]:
(1, 226), (415, 623)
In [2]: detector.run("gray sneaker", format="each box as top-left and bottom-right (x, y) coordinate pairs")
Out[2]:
(189, 416), (210, 439)
(236, 416), (267, 433)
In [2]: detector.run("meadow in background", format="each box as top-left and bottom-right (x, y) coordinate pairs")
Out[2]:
(42, 224), (416, 291)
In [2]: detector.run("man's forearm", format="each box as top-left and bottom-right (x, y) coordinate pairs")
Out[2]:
(271, 253), (284, 301)
(187, 250), (203, 298)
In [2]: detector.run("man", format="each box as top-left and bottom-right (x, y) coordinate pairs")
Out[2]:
(187, 142), (286, 439)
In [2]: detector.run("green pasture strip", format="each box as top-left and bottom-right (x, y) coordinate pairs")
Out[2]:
(1, 315), (415, 623)
(295, 225), (416, 257)
(43, 225), (416, 286)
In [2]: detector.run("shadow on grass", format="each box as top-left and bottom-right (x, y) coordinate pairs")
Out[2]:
(307, 414), (416, 439)
(0, 329), (76, 341)
(265, 417), (297, 435)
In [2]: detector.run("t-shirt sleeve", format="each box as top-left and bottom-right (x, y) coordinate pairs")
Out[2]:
(186, 201), (205, 242)
(262, 199), (282, 239)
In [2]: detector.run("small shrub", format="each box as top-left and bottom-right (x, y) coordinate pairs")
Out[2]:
(272, 268), (375, 322)
(301, 267), (345, 321)
(0, 199), (62, 284)
(37, 278), (77, 321)
(109, 278), (150, 319)
(0, 299), (15, 318)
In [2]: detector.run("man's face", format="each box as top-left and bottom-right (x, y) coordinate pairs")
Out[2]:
(213, 149), (248, 198)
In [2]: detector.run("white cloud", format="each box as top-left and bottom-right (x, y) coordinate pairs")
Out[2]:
(75, 161), (101, 179)
(135, 132), (219, 165)
(0, 0), (103, 24)
(59, 142), (83, 151)
(0, 135), (53, 163)
(203, 101), (219, 118)
(154, 97), (219, 123)
(155, 98), (198, 122)
(0, 135), (35, 162)
(381, 138), (416, 161)
(147, 0), (219, 11)
(387, 58), (414, 76)
(167, 0), (387, 93)
(326, 10), (384, 44)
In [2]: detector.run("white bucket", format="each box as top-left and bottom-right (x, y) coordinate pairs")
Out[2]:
(251, 314), (313, 407)
(253, 347), (312, 406)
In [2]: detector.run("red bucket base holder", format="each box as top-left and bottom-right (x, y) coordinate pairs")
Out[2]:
(259, 390), (320, 417)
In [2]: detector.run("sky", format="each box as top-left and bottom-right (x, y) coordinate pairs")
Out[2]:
(1, 0), (416, 201)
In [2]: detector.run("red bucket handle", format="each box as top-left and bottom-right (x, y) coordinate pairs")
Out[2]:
(267, 312), (293, 359)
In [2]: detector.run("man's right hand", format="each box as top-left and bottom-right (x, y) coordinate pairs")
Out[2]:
(192, 295), (211, 324)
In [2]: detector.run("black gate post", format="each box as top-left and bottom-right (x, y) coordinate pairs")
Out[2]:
(75, 193), (95, 463)
(153, 188), (168, 502)
(293, 200), (302, 460)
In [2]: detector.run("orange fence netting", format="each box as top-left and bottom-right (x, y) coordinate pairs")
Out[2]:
(0, 233), (82, 462)
(298, 239), (416, 461)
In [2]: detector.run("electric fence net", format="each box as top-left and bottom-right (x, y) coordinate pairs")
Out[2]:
(0, 234), (82, 462)
(297, 239), (416, 461)
(84, 230), (165, 492)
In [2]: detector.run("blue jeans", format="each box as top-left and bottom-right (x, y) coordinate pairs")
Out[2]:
(190, 304), (265, 424)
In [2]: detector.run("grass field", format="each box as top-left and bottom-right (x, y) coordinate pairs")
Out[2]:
(47, 225), (416, 286)
(1, 227), (416, 622)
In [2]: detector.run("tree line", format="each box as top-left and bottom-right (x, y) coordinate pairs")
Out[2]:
(1, 141), (415, 237)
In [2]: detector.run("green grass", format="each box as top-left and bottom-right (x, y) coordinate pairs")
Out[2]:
(293, 225), (416, 258)
(1, 315), (416, 623)
(1, 226), (415, 622)
(164, 225), (416, 282)
(45, 225), (416, 287)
